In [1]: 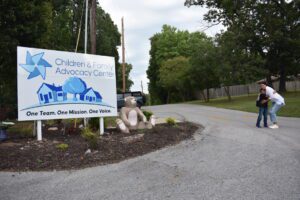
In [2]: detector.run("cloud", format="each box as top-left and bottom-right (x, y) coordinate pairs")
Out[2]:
(100, 0), (224, 93)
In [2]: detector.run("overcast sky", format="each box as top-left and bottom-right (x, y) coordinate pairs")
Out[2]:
(100, 0), (224, 93)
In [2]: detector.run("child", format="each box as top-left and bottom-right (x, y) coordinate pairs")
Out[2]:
(256, 88), (268, 128)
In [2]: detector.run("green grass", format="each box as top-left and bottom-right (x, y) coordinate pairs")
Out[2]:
(188, 92), (300, 118)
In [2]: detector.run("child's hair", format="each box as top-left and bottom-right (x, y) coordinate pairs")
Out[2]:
(260, 88), (265, 92)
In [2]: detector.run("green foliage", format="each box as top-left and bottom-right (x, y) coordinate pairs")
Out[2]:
(0, 0), (53, 108)
(142, 110), (153, 121)
(104, 117), (117, 128)
(185, 0), (300, 92)
(147, 25), (192, 104)
(36, 159), (43, 164)
(166, 117), (176, 126)
(88, 117), (117, 130)
(88, 117), (100, 130)
(0, 1), (133, 112)
(188, 35), (219, 102)
(116, 63), (134, 92)
(159, 56), (191, 102)
(7, 122), (34, 138)
(81, 128), (98, 149)
(56, 143), (69, 151)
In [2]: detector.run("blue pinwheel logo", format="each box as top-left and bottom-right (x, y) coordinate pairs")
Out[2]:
(19, 51), (52, 80)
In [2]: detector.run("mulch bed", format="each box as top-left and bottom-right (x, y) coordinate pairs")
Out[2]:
(0, 122), (200, 171)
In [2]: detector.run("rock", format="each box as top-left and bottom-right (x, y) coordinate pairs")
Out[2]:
(122, 134), (144, 143)
(85, 149), (91, 155)
(48, 127), (58, 131)
(53, 140), (60, 144)
(78, 124), (84, 129)
(93, 150), (99, 154)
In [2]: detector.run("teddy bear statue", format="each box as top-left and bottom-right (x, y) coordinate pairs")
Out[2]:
(116, 96), (155, 133)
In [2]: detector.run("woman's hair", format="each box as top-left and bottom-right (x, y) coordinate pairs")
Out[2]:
(260, 81), (267, 85)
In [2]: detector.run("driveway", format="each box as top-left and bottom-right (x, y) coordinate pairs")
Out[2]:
(1, 104), (300, 200)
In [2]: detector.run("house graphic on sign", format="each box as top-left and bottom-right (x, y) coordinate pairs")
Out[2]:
(80, 87), (102, 102)
(37, 83), (67, 104)
(36, 79), (102, 105)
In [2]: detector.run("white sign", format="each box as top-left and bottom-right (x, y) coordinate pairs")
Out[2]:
(17, 46), (117, 121)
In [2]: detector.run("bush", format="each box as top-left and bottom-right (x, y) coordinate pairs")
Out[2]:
(142, 110), (153, 121)
(56, 143), (69, 151)
(7, 121), (34, 138)
(46, 119), (62, 126)
(89, 117), (117, 129)
(88, 117), (99, 130)
(166, 117), (176, 126)
(81, 128), (98, 149)
(104, 117), (117, 128)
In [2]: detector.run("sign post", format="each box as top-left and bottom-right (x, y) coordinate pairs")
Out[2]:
(37, 120), (42, 141)
(100, 117), (104, 135)
(17, 46), (117, 140)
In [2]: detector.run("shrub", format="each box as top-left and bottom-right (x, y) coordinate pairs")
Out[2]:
(104, 117), (117, 128)
(142, 110), (153, 121)
(89, 117), (117, 129)
(56, 143), (69, 151)
(81, 128), (98, 149)
(166, 117), (176, 126)
(7, 121), (34, 138)
(88, 117), (99, 130)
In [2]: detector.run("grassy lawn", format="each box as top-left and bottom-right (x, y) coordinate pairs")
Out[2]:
(188, 92), (300, 118)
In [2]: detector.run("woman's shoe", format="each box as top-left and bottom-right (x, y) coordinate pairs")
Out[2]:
(269, 124), (279, 129)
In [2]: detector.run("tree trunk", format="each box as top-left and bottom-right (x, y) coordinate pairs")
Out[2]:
(247, 85), (250, 97)
(279, 65), (286, 93)
(181, 91), (186, 102)
(206, 88), (210, 102)
(224, 86), (231, 101)
(200, 90), (207, 102)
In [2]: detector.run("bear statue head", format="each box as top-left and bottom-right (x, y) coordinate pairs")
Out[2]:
(124, 96), (137, 108)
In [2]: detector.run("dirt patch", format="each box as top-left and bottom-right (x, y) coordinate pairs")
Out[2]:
(0, 122), (200, 171)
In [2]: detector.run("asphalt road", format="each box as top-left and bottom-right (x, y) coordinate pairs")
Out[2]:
(1, 104), (300, 200)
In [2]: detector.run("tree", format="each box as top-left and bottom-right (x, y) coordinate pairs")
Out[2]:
(0, 0), (133, 115)
(0, 0), (53, 111)
(159, 56), (190, 102)
(188, 34), (219, 102)
(63, 77), (87, 101)
(147, 25), (191, 104)
(215, 30), (265, 100)
(185, 0), (300, 92)
(116, 63), (134, 92)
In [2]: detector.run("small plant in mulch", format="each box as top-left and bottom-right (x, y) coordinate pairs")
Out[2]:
(166, 117), (176, 126)
(36, 159), (43, 164)
(56, 143), (69, 151)
(142, 110), (153, 121)
(81, 128), (98, 149)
